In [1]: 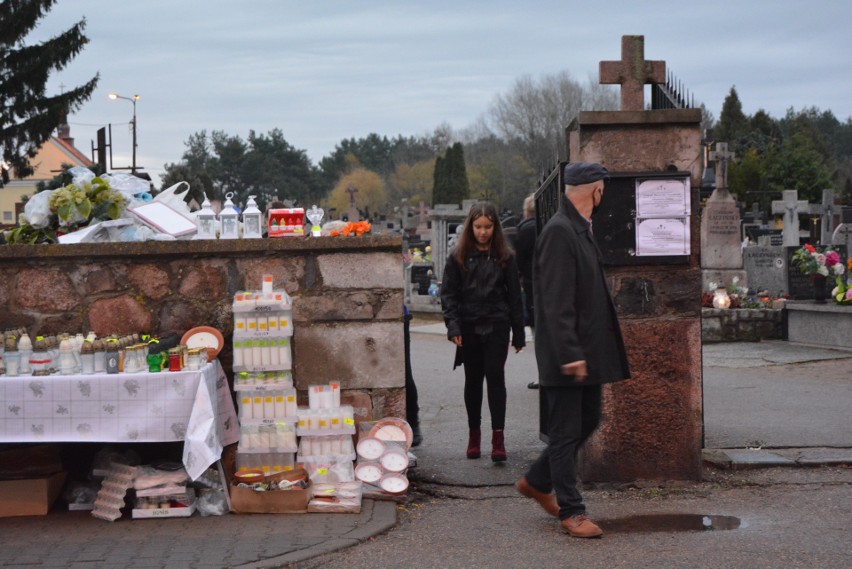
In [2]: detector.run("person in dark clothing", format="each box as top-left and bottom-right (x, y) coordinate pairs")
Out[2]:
(514, 162), (630, 539)
(440, 202), (525, 462)
(514, 193), (539, 389)
(403, 304), (422, 446)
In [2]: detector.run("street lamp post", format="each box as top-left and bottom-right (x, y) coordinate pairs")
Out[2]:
(108, 92), (139, 173)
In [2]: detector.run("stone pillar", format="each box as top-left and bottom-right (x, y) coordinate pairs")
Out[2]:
(567, 107), (704, 481)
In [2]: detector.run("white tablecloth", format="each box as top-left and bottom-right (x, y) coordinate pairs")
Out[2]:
(0, 360), (239, 480)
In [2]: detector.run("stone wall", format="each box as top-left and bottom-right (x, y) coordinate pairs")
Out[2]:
(0, 237), (406, 423)
(701, 308), (784, 343)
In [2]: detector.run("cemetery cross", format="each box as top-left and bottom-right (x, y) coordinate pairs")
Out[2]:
(771, 189), (809, 247)
(599, 35), (666, 111)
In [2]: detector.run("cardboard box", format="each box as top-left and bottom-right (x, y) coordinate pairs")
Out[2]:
(0, 472), (67, 518)
(230, 468), (311, 514)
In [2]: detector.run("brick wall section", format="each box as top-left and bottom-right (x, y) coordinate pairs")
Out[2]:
(0, 236), (405, 424)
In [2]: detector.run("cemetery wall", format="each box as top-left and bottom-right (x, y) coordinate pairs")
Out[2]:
(701, 308), (783, 342)
(0, 237), (406, 421)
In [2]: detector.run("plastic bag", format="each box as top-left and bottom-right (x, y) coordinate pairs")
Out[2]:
(101, 173), (151, 202)
(22, 190), (54, 228)
(153, 181), (192, 215)
(196, 488), (229, 516)
(68, 166), (95, 187)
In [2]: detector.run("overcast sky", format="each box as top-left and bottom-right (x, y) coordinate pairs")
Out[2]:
(29, 0), (852, 186)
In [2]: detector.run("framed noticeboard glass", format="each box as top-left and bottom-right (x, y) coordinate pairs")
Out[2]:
(591, 172), (693, 266)
(634, 178), (691, 257)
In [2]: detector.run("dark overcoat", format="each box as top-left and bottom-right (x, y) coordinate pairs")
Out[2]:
(533, 197), (630, 386)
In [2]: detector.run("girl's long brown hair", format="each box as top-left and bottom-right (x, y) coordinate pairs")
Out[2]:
(452, 202), (513, 270)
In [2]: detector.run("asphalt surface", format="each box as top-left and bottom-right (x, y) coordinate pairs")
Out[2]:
(1, 326), (850, 569)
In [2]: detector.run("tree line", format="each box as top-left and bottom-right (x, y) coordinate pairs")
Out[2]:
(4, 1), (851, 222)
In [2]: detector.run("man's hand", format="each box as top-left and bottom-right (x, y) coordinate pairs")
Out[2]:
(560, 360), (587, 381)
(451, 336), (463, 347)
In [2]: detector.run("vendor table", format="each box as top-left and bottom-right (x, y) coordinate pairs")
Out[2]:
(0, 361), (239, 480)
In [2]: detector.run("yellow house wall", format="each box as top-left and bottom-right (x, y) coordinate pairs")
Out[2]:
(1, 138), (90, 225)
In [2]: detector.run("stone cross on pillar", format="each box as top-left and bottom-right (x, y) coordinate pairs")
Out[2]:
(815, 189), (837, 245)
(771, 189), (808, 247)
(345, 184), (359, 222)
(416, 201), (431, 237)
(599, 35), (666, 111)
(708, 142), (736, 193)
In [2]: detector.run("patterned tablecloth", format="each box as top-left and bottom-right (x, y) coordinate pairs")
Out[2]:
(0, 360), (239, 480)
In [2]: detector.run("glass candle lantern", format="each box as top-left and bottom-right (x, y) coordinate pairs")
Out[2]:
(219, 192), (240, 239)
(195, 193), (218, 239)
(242, 195), (263, 239)
(712, 287), (731, 309)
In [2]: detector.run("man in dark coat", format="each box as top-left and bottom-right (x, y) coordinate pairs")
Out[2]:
(515, 162), (630, 538)
(515, 193), (539, 389)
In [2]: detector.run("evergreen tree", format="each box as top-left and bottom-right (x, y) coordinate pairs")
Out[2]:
(431, 155), (448, 206)
(0, 0), (99, 185)
(715, 86), (748, 151)
(444, 142), (470, 206)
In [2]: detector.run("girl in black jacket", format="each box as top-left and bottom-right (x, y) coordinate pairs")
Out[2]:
(440, 202), (525, 462)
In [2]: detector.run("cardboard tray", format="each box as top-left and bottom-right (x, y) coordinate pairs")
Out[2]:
(230, 468), (311, 514)
(132, 502), (197, 519)
(0, 472), (67, 518)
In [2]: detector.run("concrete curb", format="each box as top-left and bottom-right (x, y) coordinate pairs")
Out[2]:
(231, 500), (398, 568)
(703, 447), (852, 470)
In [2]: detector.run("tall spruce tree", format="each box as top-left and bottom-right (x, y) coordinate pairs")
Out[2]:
(0, 0), (99, 185)
(432, 143), (469, 206)
(445, 142), (470, 206)
(431, 154), (448, 206)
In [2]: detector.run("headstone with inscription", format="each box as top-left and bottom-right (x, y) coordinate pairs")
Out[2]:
(743, 246), (788, 296)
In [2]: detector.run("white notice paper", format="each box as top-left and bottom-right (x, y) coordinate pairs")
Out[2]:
(635, 218), (690, 256)
(634, 178), (691, 256)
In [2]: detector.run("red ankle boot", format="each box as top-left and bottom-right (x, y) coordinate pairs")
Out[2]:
(466, 429), (481, 459)
(491, 429), (507, 462)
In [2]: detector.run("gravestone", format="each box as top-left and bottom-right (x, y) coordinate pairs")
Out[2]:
(809, 189), (838, 246)
(345, 185), (360, 222)
(831, 206), (852, 251)
(415, 201), (431, 240)
(771, 190), (808, 247)
(743, 246), (787, 296)
(700, 142), (746, 289)
(429, 201), (474, 281)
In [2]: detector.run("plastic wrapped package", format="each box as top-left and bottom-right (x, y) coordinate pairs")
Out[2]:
(63, 481), (100, 511)
(196, 488), (228, 516)
(304, 459), (354, 484)
(308, 481), (362, 513)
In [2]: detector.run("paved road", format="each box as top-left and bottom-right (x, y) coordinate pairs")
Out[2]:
(287, 328), (852, 569)
(1, 328), (850, 569)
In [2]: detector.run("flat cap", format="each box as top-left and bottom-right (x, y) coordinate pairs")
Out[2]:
(563, 162), (610, 186)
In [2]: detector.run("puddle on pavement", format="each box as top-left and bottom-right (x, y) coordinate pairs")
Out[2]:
(602, 514), (741, 533)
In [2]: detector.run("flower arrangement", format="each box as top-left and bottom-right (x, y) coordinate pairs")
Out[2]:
(48, 177), (127, 227)
(791, 244), (844, 278)
(830, 257), (852, 306)
(701, 276), (788, 309)
(328, 220), (371, 237)
(5, 175), (127, 244)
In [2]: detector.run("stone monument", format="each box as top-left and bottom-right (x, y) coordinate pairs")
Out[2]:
(771, 189), (808, 247)
(700, 142), (748, 290)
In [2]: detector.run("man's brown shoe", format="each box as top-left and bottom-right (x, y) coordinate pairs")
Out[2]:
(561, 514), (603, 538)
(515, 476), (559, 517)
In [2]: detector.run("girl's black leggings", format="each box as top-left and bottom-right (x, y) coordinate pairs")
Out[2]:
(461, 325), (510, 431)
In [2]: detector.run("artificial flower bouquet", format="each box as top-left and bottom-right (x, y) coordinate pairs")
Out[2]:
(831, 257), (852, 305)
(791, 244), (844, 278)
